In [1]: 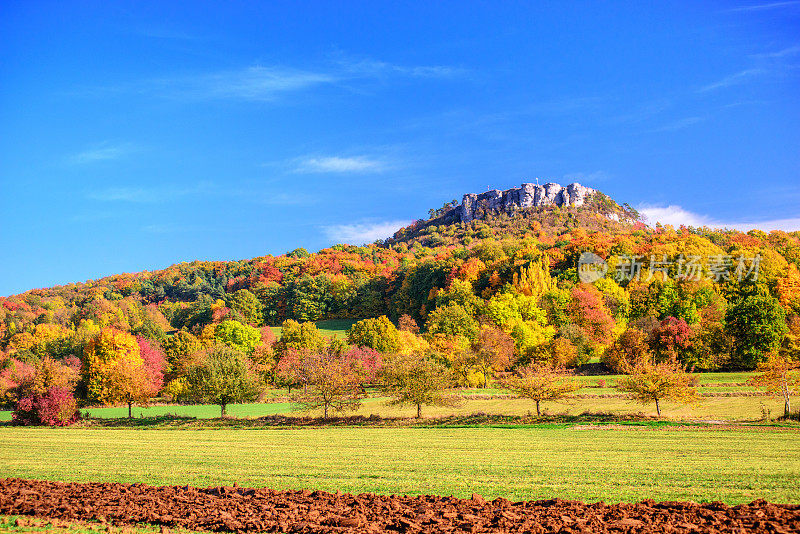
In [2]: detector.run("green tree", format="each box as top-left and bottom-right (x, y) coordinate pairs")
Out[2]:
(425, 303), (479, 341)
(161, 330), (202, 382)
(214, 320), (262, 355)
(227, 289), (264, 325)
(380, 352), (459, 418)
(185, 345), (261, 417)
(726, 294), (787, 368)
(278, 319), (326, 353)
(347, 316), (402, 353)
(289, 275), (329, 322)
(485, 290), (547, 332)
(434, 279), (481, 315)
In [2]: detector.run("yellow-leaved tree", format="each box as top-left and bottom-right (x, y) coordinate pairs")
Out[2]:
(83, 328), (156, 417)
(501, 364), (581, 416)
(748, 353), (799, 419)
(616, 359), (698, 417)
(512, 254), (554, 298)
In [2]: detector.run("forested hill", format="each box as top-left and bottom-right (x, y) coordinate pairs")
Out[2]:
(2, 184), (799, 372)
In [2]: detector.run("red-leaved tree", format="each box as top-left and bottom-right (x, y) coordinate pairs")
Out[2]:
(343, 346), (384, 389)
(651, 317), (695, 365)
(1, 357), (79, 426)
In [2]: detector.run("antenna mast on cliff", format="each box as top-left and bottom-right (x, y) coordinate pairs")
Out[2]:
(535, 177), (539, 186)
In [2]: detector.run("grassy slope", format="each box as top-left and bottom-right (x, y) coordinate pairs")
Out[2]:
(0, 426), (797, 504)
(268, 318), (356, 341)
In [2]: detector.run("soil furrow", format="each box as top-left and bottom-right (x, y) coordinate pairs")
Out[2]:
(1, 478), (798, 533)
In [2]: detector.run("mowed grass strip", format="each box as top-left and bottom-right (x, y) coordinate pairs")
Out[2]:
(0, 515), (204, 534)
(0, 426), (797, 504)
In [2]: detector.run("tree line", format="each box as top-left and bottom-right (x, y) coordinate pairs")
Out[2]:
(2, 206), (800, 423)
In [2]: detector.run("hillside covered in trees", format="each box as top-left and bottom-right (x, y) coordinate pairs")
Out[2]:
(2, 187), (799, 423)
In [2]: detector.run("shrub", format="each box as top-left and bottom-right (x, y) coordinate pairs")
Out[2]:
(26, 386), (77, 426)
(3, 358), (79, 426)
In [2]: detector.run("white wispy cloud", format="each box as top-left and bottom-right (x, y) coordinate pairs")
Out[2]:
(337, 57), (465, 79)
(110, 57), (463, 102)
(727, 1), (800, 11)
(89, 187), (158, 203)
(651, 116), (706, 132)
(294, 156), (385, 174)
(749, 45), (800, 59)
(639, 204), (800, 232)
(254, 192), (319, 206)
(150, 66), (335, 101)
(638, 205), (716, 228)
(68, 143), (136, 164)
(323, 220), (411, 244)
(698, 69), (764, 92)
(142, 224), (179, 234)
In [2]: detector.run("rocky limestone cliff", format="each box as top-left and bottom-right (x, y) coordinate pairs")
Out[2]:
(458, 182), (595, 222)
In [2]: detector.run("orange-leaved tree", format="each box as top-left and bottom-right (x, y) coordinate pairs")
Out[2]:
(297, 346), (364, 419)
(471, 325), (515, 388)
(83, 329), (138, 402)
(83, 328), (165, 418)
(616, 359), (698, 417)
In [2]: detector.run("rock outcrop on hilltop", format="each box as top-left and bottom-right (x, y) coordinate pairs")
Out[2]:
(458, 182), (595, 223)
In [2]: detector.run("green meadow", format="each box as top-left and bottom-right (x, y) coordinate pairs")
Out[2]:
(1, 425), (797, 504)
(268, 318), (356, 340)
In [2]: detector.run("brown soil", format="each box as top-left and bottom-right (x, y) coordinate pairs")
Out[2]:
(1, 478), (798, 533)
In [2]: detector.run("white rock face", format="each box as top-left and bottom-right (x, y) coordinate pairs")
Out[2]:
(458, 182), (595, 222)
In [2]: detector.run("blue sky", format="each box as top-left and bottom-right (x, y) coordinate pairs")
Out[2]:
(1, 1), (798, 296)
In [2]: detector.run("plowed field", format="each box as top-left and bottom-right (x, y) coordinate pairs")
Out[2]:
(2, 479), (798, 533)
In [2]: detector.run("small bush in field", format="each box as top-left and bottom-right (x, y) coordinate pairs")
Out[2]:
(16, 386), (78, 426)
(3, 357), (79, 426)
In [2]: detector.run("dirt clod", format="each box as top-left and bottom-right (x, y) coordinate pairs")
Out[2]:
(1, 478), (798, 533)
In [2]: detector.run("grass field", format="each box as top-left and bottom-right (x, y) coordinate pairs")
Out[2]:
(268, 318), (356, 340)
(1, 425), (797, 504)
(0, 516), (203, 534)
